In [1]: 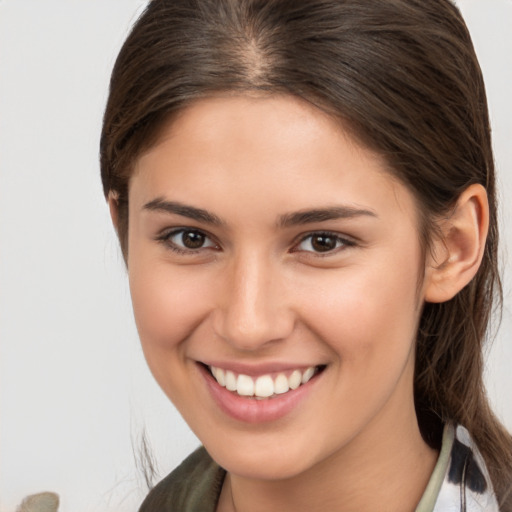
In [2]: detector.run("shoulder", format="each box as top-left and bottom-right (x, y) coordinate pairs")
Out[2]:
(138, 446), (226, 512)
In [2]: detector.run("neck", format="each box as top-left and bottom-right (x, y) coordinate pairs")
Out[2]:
(217, 393), (438, 512)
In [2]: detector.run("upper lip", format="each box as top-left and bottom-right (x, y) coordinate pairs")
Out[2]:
(198, 360), (324, 377)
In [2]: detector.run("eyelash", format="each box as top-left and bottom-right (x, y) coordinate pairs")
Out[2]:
(156, 228), (219, 255)
(156, 228), (355, 256)
(292, 231), (356, 255)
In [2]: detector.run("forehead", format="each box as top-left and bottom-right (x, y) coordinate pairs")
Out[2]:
(135, 94), (381, 173)
(130, 95), (419, 226)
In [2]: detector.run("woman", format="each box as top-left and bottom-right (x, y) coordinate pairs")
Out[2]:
(100, 0), (512, 510)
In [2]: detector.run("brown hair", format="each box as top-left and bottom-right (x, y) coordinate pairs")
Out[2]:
(100, 0), (512, 506)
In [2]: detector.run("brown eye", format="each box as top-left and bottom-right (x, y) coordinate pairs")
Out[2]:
(295, 232), (352, 254)
(181, 230), (206, 249)
(163, 229), (217, 252)
(310, 235), (337, 252)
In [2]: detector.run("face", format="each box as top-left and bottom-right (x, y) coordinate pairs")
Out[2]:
(127, 95), (429, 480)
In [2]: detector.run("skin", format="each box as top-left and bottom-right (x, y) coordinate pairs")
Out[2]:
(120, 95), (487, 512)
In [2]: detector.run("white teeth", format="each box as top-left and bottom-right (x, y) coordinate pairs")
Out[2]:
(225, 370), (237, 391)
(288, 370), (302, 390)
(274, 374), (289, 394)
(237, 374), (254, 396)
(209, 365), (320, 398)
(301, 366), (315, 384)
(254, 375), (274, 398)
(212, 367), (225, 386)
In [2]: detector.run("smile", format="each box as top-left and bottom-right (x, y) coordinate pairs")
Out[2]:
(208, 365), (324, 399)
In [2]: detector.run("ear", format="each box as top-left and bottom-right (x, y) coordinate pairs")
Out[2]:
(107, 190), (120, 233)
(424, 184), (489, 303)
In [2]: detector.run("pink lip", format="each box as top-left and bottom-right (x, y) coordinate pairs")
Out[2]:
(198, 363), (322, 424)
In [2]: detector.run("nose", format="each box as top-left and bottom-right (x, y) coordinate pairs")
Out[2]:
(213, 251), (295, 351)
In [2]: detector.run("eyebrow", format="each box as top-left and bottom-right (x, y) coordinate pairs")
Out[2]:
(278, 206), (377, 227)
(143, 198), (377, 227)
(143, 198), (224, 226)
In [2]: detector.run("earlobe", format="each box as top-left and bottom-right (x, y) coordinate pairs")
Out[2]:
(424, 184), (489, 303)
(108, 190), (120, 233)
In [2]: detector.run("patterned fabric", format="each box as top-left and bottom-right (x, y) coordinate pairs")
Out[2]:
(430, 425), (499, 512)
(139, 424), (500, 512)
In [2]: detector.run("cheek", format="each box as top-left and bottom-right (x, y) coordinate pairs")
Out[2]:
(295, 253), (423, 364)
(128, 259), (221, 411)
(128, 258), (215, 354)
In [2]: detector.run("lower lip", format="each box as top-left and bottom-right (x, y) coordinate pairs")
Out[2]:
(198, 364), (322, 424)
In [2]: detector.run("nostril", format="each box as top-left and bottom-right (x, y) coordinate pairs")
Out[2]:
(212, 304), (296, 351)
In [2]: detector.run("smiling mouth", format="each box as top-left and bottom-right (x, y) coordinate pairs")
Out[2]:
(204, 364), (326, 399)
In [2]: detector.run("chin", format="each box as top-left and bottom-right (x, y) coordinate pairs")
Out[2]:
(204, 437), (323, 481)
(222, 457), (307, 481)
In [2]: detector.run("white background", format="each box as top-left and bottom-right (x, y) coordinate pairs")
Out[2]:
(0, 1), (510, 511)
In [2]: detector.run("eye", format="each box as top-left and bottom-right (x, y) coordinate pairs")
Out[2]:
(294, 232), (352, 254)
(160, 228), (218, 253)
